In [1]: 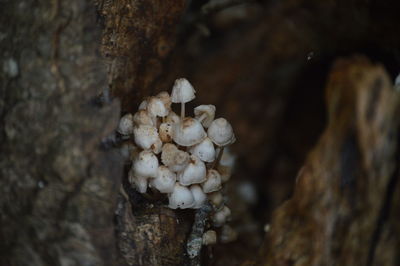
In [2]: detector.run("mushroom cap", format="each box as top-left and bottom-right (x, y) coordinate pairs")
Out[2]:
(171, 78), (196, 103)
(138, 100), (147, 110)
(168, 183), (195, 209)
(202, 230), (217, 246)
(213, 205), (231, 227)
(147, 96), (169, 117)
(190, 185), (207, 209)
(117, 113), (134, 135)
(194, 105), (216, 128)
(133, 150), (159, 178)
(156, 91), (172, 111)
(151, 138), (163, 154)
(172, 117), (206, 146)
(159, 122), (173, 142)
(133, 125), (160, 150)
(151, 166), (176, 193)
(166, 111), (180, 124)
(220, 225), (238, 243)
(161, 144), (189, 172)
(208, 191), (224, 210)
(202, 169), (222, 193)
(217, 147), (236, 183)
(129, 173), (148, 193)
(189, 137), (216, 162)
(207, 118), (235, 146)
(178, 155), (206, 186)
(133, 110), (154, 126)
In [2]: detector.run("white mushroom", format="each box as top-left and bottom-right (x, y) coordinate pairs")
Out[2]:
(207, 118), (235, 147)
(151, 138), (163, 154)
(129, 172), (148, 193)
(117, 113), (134, 135)
(171, 78), (196, 119)
(190, 185), (207, 209)
(189, 137), (215, 162)
(194, 105), (216, 128)
(138, 100), (147, 110)
(133, 110), (154, 126)
(147, 96), (169, 125)
(178, 155), (206, 186)
(151, 166), (176, 193)
(172, 117), (206, 146)
(213, 205), (231, 227)
(208, 191), (224, 210)
(156, 91), (172, 112)
(133, 125), (160, 150)
(217, 147), (236, 183)
(165, 111), (180, 124)
(168, 183), (195, 209)
(133, 150), (159, 178)
(202, 230), (217, 246)
(159, 122), (173, 142)
(202, 169), (222, 193)
(161, 143), (189, 172)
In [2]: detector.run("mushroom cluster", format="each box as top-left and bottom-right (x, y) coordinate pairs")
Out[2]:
(117, 78), (236, 231)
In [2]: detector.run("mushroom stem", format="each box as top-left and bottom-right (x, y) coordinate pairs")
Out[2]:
(212, 146), (225, 169)
(181, 102), (185, 119)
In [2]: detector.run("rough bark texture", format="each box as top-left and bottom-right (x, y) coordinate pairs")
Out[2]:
(0, 0), (121, 265)
(259, 56), (400, 266)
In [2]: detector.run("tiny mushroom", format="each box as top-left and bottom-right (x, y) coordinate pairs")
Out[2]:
(151, 166), (176, 193)
(194, 105), (216, 128)
(213, 205), (231, 227)
(133, 110), (154, 127)
(189, 137), (215, 162)
(117, 113), (134, 135)
(202, 230), (217, 245)
(133, 125), (160, 150)
(129, 173), (148, 194)
(133, 150), (159, 178)
(217, 147), (236, 183)
(190, 185), (207, 209)
(178, 155), (206, 186)
(173, 117), (206, 146)
(171, 78), (196, 119)
(159, 122), (173, 142)
(168, 183), (195, 209)
(147, 96), (169, 125)
(207, 118), (235, 147)
(202, 169), (222, 193)
(166, 111), (180, 124)
(156, 91), (172, 112)
(220, 225), (238, 243)
(208, 191), (224, 210)
(161, 143), (190, 172)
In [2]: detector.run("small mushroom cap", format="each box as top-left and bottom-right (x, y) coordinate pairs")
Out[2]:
(151, 166), (176, 193)
(159, 122), (173, 142)
(217, 147), (236, 183)
(133, 125), (160, 150)
(189, 137), (216, 162)
(220, 225), (238, 243)
(133, 150), (159, 178)
(168, 183), (195, 209)
(208, 191), (224, 210)
(161, 144), (189, 172)
(166, 111), (180, 124)
(151, 138), (163, 154)
(117, 113), (134, 135)
(207, 118), (235, 146)
(171, 78), (196, 103)
(190, 185), (207, 209)
(129, 173), (148, 193)
(156, 91), (172, 111)
(138, 100), (147, 110)
(173, 117), (206, 146)
(202, 230), (217, 246)
(194, 105), (216, 128)
(147, 96), (169, 117)
(213, 205), (231, 227)
(202, 169), (222, 193)
(133, 110), (154, 126)
(178, 155), (206, 186)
